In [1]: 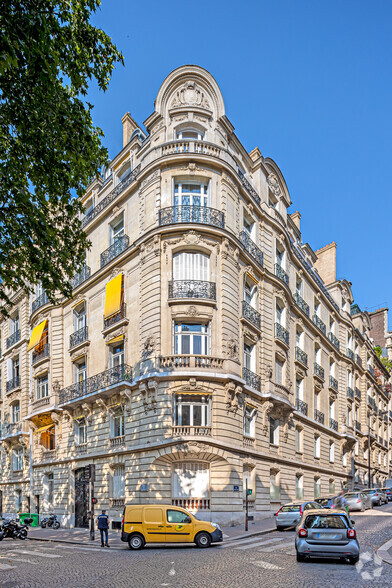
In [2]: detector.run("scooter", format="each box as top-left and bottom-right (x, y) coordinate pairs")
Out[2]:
(40, 514), (60, 529)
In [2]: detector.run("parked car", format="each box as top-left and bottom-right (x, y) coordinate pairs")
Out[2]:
(381, 487), (392, 502)
(295, 509), (359, 564)
(361, 488), (388, 507)
(344, 492), (372, 511)
(314, 495), (340, 509)
(274, 501), (320, 531)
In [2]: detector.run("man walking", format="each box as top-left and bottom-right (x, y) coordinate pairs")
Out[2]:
(97, 510), (110, 547)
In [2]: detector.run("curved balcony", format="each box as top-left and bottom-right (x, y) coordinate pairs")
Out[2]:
(275, 263), (289, 286)
(239, 231), (263, 267)
(32, 344), (50, 365)
(59, 364), (133, 406)
(241, 300), (261, 330)
(329, 418), (338, 431)
(168, 280), (216, 301)
(32, 292), (49, 313)
(100, 235), (129, 268)
(314, 362), (324, 380)
(158, 205), (224, 229)
(172, 426), (212, 437)
(70, 326), (88, 349)
(296, 399), (308, 416)
(6, 330), (21, 349)
(312, 314), (326, 335)
(6, 376), (21, 393)
(237, 169), (261, 206)
(295, 346), (308, 367)
(242, 367), (261, 392)
(72, 265), (91, 289)
(328, 332), (340, 351)
(314, 409), (325, 425)
(294, 292), (310, 317)
(275, 322), (289, 346)
(346, 349), (354, 361)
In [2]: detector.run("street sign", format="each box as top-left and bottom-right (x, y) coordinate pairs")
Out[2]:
(233, 485), (239, 492)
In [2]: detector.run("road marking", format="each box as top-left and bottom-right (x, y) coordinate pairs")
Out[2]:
(218, 536), (283, 548)
(235, 538), (286, 550)
(16, 550), (62, 558)
(252, 560), (283, 570)
(60, 545), (104, 552)
(0, 556), (39, 564)
(0, 563), (15, 570)
(258, 540), (294, 552)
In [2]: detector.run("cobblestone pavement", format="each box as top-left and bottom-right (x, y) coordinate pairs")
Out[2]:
(1, 504), (392, 588)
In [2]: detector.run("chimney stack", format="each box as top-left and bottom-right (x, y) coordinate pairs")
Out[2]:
(121, 112), (139, 147)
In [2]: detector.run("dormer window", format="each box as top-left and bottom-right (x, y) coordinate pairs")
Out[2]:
(176, 128), (204, 140)
(268, 191), (278, 209)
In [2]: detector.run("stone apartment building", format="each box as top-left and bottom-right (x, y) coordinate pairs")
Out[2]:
(0, 65), (390, 527)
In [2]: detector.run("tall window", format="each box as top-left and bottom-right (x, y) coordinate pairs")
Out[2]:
(74, 417), (87, 445)
(347, 406), (352, 427)
(314, 435), (320, 458)
(13, 447), (23, 471)
(296, 474), (304, 500)
(314, 344), (321, 365)
(275, 357), (284, 385)
(243, 342), (255, 372)
(173, 252), (209, 281)
(314, 300), (320, 317)
(243, 405), (256, 437)
(11, 400), (20, 423)
(295, 276), (303, 296)
(110, 407), (125, 438)
(174, 323), (209, 355)
(296, 378), (303, 401)
(110, 215), (124, 244)
(243, 213), (255, 239)
(314, 390), (319, 411)
(275, 301), (285, 326)
(296, 328), (303, 349)
(330, 360), (335, 377)
(275, 246), (285, 269)
(75, 357), (87, 386)
(174, 182), (208, 207)
(269, 418), (279, 446)
(173, 463), (209, 498)
(110, 343), (124, 368)
(329, 480), (335, 494)
(314, 477), (321, 499)
(11, 357), (20, 380)
(295, 426), (303, 453)
(329, 441), (335, 462)
(175, 395), (210, 427)
(330, 318), (335, 334)
(15, 489), (22, 511)
(329, 399), (335, 420)
(36, 374), (49, 400)
(270, 470), (280, 500)
(342, 448), (347, 467)
(243, 466), (256, 499)
(244, 277), (257, 308)
(112, 465), (125, 499)
(10, 311), (20, 335)
(74, 303), (86, 331)
(41, 426), (55, 450)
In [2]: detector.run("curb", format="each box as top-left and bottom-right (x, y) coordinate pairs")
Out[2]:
(376, 537), (392, 566)
(225, 527), (276, 542)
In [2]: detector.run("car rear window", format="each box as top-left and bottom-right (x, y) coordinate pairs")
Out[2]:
(305, 515), (348, 529)
(345, 493), (358, 498)
(315, 499), (329, 506)
(280, 505), (300, 512)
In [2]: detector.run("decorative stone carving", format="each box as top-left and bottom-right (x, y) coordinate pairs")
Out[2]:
(226, 338), (239, 361)
(186, 305), (198, 317)
(170, 81), (210, 110)
(62, 410), (72, 422)
(261, 401), (274, 435)
(142, 335), (155, 359)
(243, 327), (259, 344)
(225, 382), (244, 412)
(267, 173), (282, 198)
(96, 398), (108, 422)
(81, 403), (92, 424)
(176, 162), (206, 175)
(140, 169), (160, 190)
(140, 379), (158, 413)
(70, 346), (89, 362)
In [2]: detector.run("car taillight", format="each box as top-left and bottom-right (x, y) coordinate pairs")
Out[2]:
(298, 528), (307, 537)
(299, 506), (303, 515)
(347, 529), (356, 538)
(121, 515), (125, 527)
(357, 499), (361, 503)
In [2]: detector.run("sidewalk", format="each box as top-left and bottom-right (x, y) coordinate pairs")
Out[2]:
(27, 516), (276, 547)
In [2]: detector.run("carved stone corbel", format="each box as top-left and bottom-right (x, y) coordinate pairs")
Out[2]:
(62, 409), (73, 422)
(261, 401), (274, 435)
(81, 403), (93, 424)
(96, 398), (108, 421)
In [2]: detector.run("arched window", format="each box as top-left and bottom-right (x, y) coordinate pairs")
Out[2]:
(176, 128), (204, 140)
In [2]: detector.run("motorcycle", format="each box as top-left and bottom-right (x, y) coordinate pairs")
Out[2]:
(0, 519), (28, 540)
(40, 514), (60, 529)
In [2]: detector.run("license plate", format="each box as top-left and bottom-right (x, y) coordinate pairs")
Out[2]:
(316, 533), (341, 539)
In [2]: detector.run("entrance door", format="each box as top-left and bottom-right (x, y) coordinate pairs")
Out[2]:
(75, 467), (89, 528)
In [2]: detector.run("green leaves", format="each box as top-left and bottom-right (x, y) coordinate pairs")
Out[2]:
(0, 0), (123, 316)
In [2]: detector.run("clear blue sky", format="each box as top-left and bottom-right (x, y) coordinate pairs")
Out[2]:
(88, 0), (392, 323)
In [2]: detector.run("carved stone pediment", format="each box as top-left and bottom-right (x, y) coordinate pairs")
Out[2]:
(170, 81), (211, 110)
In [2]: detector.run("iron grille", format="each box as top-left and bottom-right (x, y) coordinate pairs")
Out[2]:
(242, 367), (261, 392)
(59, 364), (132, 405)
(100, 235), (129, 268)
(239, 231), (263, 267)
(168, 280), (216, 301)
(158, 205), (224, 228)
(242, 300), (261, 329)
(70, 327), (88, 348)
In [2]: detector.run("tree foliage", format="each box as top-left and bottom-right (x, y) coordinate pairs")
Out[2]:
(0, 0), (123, 316)
(374, 346), (392, 372)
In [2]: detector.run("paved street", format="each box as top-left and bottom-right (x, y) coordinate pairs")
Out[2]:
(1, 505), (392, 588)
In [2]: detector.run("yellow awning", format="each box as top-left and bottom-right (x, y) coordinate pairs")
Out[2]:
(27, 320), (48, 352)
(106, 335), (124, 345)
(33, 424), (54, 435)
(104, 274), (123, 318)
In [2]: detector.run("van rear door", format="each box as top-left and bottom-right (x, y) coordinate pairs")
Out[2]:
(144, 507), (166, 543)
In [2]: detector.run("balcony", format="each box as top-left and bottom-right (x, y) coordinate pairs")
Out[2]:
(355, 387), (361, 399)
(347, 386), (354, 400)
(100, 235), (129, 268)
(313, 314), (326, 335)
(110, 436), (125, 447)
(32, 292), (49, 313)
(172, 426), (212, 437)
(355, 420), (361, 432)
(103, 304), (127, 330)
(153, 355), (225, 373)
(329, 375), (338, 391)
(368, 365), (375, 377)
(314, 362), (324, 380)
(275, 322), (289, 346)
(70, 326), (88, 349)
(239, 231), (263, 268)
(6, 376), (21, 393)
(328, 332), (340, 351)
(355, 354), (362, 368)
(168, 280), (216, 301)
(274, 263), (289, 286)
(172, 498), (210, 511)
(295, 346), (308, 367)
(159, 205), (224, 229)
(296, 399), (308, 416)
(242, 367), (261, 392)
(110, 498), (125, 508)
(314, 409), (325, 424)
(237, 169), (261, 206)
(329, 418), (338, 431)
(32, 344), (50, 365)
(6, 330), (21, 349)
(242, 300), (261, 330)
(2, 422), (24, 440)
(72, 265), (91, 289)
(82, 164), (141, 227)
(346, 349), (354, 361)
(59, 364), (132, 406)
(294, 292), (309, 317)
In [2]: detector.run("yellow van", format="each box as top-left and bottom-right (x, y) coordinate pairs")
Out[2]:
(121, 504), (223, 549)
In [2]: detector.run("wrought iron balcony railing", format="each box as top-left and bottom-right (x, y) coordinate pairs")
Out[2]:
(355, 420), (361, 432)
(32, 292), (49, 313)
(70, 326), (88, 349)
(72, 265), (91, 289)
(159, 205), (225, 229)
(242, 367), (261, 392)
(100, 235), (129, 268)
(274, 263), (289, 286)
(296, 399), (308, 416)
(355, 387), (361, 399)
(355, 354), (362, 368)
(368, 365), (375, 377)
(242, 300), (261, 330)
(275, 322), (289, 345)
(314, 363), (324, 380)
(103, 304), (126, 330)
(3, 422), (22, 438)
(346, 349), (354, 361)
(59, 364), (132, 405)
(6, 376), (21, 393)
(168, 280), (216, 301)
(328, 332), (340, 350)
(82, 164), (141, 227)
(295, 346), (308, 367)
(314, 409), (325, 424)
(294, 292), (310, 316)
(239, 231), (263, 267)
(32, 344), (50, 365)
(237, 169), (261, 206)
(346, 386), (354, 400)
(312, 314), (326, 335)
(329, 375), (338, 391)
(329, 418), (338, 431)
(6, 330), (21, 349)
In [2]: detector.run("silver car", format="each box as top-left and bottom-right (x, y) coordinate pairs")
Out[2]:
(345, 492), (372, 511)
(295, 509), (359, 564)
(362, 488), (388, 507)
(275, 501), (320, 531)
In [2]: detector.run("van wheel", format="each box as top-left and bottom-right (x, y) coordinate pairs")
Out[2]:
(128, 533), (145, 550)
(195, 532), (211, 548)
